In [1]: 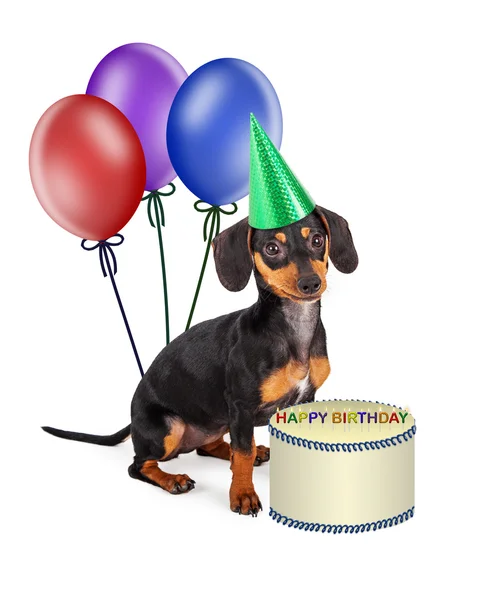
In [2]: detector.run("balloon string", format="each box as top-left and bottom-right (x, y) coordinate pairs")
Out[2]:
(185, 201), (238, 331)
(142, 183), (175, 345)
(81, 235), (144, 378)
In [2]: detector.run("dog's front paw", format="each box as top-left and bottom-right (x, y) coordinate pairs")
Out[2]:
(230, 486), (263, 517)
(254, 445), (270, 466)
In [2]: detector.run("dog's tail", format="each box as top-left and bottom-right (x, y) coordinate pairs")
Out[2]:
(42, 424), (131, 447)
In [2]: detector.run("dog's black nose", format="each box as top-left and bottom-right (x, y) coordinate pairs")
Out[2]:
(297, 274), (321, 295)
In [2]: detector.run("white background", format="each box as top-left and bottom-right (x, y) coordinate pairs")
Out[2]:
(1, 0), (478, 598)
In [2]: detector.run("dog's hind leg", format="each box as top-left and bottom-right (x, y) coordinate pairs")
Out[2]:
(253, 445), (270, 465)
(128, 459), (195, 494)
(197, 436), (270, 466)
(197, 436), (231, 460)
(128, 410), (195, 495)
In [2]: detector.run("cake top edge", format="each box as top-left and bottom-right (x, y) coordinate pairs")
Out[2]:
(269, 399), (416, 444)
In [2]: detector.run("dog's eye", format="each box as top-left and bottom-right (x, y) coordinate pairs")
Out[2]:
(265, 243), (279, 256)
(312, 234), (324, 248)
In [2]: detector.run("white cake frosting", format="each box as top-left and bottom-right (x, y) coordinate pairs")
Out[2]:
(269, 400), (415, 533)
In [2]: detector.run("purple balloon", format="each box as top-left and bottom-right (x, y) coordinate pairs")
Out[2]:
(87, 43), (187, 191)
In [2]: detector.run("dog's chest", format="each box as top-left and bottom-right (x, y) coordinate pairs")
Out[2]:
(255, 366), (312, 425)
(258, 304), (319, 412)
(288, 307), (316, 401)
(295, 371), (311, 400)
(283, 303), (318, 362)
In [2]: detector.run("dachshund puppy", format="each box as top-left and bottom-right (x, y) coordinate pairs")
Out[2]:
(43, 205), (358, 516)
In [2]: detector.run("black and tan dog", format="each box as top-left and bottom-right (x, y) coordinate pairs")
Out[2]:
(44, 205), (358, 516)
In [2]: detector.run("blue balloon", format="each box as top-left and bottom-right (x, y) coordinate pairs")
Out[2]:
(167, 58), (283, 206)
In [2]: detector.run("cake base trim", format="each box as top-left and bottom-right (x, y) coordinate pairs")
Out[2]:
(269, 506), (415, 534)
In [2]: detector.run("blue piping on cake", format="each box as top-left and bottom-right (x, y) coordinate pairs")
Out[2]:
(269, 398), (416, 452)
(269, 506), (415, 533)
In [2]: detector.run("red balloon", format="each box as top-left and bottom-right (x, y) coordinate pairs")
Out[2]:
(29, 94), (146, 240)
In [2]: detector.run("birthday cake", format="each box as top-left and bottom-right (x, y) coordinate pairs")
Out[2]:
(269, 400), (415, 533)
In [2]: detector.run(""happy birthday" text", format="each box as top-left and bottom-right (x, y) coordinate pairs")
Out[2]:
(275, 410), (409, 424)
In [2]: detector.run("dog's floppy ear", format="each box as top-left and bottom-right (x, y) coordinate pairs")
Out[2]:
(316, 206), (358, 273)
(212, 217), (253, 291)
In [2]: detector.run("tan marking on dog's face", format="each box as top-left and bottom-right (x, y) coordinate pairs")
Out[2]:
(301, 227), (311, 239)
(275, 232), (287, 243)
(260, 360), (309, 403)
(310, 238), (329, 295)
(309, 356), (331, 389)
(254, 252), (304, 302)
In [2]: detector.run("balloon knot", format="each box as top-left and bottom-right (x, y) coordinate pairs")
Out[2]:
(81, 234), (124, 277)
(141, 183), (175, 228)
(193, 201), (238, 241)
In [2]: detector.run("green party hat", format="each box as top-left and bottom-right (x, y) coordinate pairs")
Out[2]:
(249, 114), (315, 229)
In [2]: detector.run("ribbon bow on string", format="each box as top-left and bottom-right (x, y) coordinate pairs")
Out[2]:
(185, 200), (238, 331)
(142, 183), (176, 228)
(141, 183), (176, 345)
(194, 200), (238, 243)
(81, 234), (124, 278)
(81, 234), (144, 378)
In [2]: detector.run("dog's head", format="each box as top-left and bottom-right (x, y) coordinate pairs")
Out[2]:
(213, 206), (358, 302)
